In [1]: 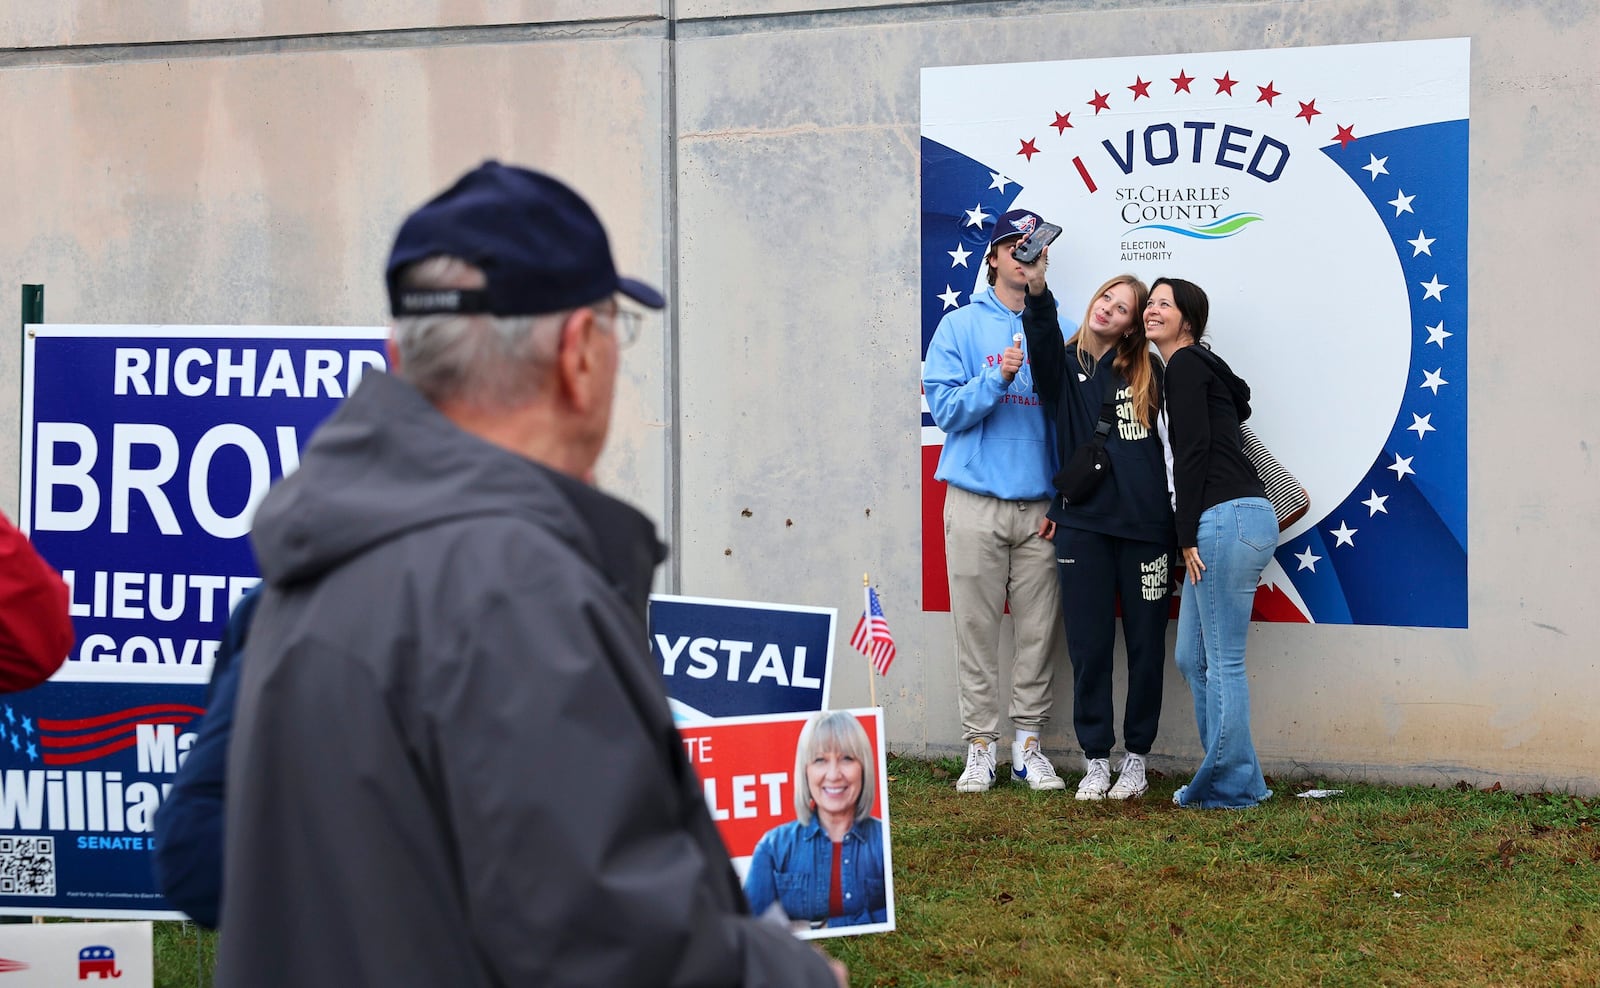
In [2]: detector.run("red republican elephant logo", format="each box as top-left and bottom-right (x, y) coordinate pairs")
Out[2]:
(78, 945), (121, 979)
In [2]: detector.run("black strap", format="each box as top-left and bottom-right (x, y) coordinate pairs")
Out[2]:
(1090, 400), (1116, 448)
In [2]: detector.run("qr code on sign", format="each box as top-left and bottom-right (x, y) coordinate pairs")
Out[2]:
(0, 836), (56, 896)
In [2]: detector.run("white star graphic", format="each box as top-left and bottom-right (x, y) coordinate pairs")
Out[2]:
(1407, 413), (1436, 439)
(1330, 521), (1357, 547)
(1408, 230), (1436, 256)
(1362, 154), (1389, 180)
(963, 203), (992, 229)
(1362, 490), (1389, 516)
(1389, 190), (1416, 216)
(1388, 453), (1415, 480)
(1425, 322), (1452, 347)
(948, 243), (973, 268)
(1420, 275), (1448, 301)
(1295, 546), (1322, 572)
(937, 285), (962, 310)
(989, 172), (1013, 193)
(1420, 368), (1447, 395)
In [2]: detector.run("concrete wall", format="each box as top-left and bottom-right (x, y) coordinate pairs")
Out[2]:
(0, 13), (672, 532)
(3, 0), (1596, 791)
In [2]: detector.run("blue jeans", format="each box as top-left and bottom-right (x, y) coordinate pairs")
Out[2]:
(1174, 497), (1276, 809)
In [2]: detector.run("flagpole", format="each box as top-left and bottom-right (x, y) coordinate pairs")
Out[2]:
(863, 572), (877, 708)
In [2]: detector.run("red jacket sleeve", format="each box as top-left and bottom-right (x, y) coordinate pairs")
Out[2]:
(0, 512), (74, 692)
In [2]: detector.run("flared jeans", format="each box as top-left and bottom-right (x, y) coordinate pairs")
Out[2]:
(1174, 496), (1277, 809)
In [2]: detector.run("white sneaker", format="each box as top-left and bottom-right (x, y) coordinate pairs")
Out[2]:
(956, 740), (996, 792)
(1075, 757), (1112, 801)
(1010, 738), (1067, 791)
(1107, 752), (1149, 800)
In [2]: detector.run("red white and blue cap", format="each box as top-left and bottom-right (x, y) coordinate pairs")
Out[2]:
(386, 161), (665, 317)
(990, 208), (1045, 246)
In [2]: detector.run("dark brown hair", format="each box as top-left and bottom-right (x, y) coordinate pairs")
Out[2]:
(1149, 277), (1210, 344)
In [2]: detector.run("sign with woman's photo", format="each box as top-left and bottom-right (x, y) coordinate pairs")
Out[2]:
(921, 38), (1470, 628)
(678, 708), (894, 940)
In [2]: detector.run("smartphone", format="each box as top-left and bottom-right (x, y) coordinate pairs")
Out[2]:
(1012, 222), (1062, 264)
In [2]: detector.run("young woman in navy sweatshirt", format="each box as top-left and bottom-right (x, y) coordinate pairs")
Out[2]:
(1023, 272), (1176, 800)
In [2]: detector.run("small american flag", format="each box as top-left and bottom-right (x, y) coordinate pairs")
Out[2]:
(850, 585), (897, 676)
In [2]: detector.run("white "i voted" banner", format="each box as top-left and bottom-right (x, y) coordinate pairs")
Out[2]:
(920, 39), (1469, 627)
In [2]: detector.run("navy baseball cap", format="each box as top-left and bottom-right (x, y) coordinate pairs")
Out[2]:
(990, 208), (1045, 246)
(386, 161), (665, 317)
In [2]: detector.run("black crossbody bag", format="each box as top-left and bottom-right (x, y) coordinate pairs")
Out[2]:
(1052, 399), (1116, 504)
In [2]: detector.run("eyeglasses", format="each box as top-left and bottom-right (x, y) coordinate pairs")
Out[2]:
(596, 305), (643, 349)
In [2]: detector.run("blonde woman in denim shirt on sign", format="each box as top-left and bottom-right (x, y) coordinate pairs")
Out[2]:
(743, 711), (888, 929)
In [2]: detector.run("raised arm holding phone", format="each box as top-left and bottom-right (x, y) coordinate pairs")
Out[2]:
(921, 208), (1071, 795)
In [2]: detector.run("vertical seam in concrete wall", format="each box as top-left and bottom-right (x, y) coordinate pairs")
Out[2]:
(663, 0), (683, 593)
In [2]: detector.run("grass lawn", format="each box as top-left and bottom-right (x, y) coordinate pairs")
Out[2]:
(150, 757), (1600, 987)
(823, 757), (1600, 987)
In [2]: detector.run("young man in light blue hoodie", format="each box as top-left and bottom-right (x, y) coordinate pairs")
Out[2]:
(923, 209), (1070, 793)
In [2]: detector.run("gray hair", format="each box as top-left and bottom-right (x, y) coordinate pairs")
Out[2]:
(390, 256), (567, 409)
(792, 711), (877, 826)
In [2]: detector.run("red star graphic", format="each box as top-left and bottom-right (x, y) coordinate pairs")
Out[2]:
(1051, 111), (1073, 134)
(1128, 76), (1151, 100)
(1214, 72), (1238, 95)
(1171, 70), (1194, 93)
(1087, 90), (1111, 114)
(1256, 81), (1280, 105)
(1295, 99), (1321, 124)
(1332, 124), (1357, 148)
(1018, 138), (1040, 161)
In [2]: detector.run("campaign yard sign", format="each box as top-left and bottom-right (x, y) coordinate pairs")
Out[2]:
(7, 325), (386, 917)
(649, 595), (835, 721)
(22, 326), (389, 685)
(921, 39), (1469, 627)
(0, 920), (152, 986)
(0, 683), (201, 917)
(679, 709), (894, 940)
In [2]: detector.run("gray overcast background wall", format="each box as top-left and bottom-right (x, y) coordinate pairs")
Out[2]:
(2, 1), (1595, 791)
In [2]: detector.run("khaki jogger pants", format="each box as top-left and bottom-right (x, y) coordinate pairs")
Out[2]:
(943, 485), (1065, 745)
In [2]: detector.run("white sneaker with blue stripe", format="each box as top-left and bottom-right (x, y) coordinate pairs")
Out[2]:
(1011, 738), (1066, 790)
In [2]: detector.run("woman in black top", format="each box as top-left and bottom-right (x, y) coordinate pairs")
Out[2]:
(1023, 272), (1175, 801)
(1145, 277), (1275, 809)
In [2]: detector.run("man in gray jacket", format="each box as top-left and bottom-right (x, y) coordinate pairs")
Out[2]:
(217, 162), (845, 987)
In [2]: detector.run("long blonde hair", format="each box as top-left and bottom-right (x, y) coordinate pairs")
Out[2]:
(1066, 274), (1158, 429)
